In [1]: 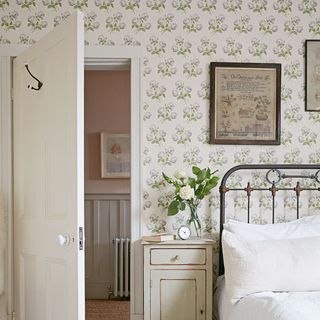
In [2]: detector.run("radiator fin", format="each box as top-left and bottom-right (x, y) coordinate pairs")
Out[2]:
(113, 238), (130, 298)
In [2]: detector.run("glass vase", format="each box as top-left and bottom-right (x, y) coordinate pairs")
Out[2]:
(187, 204), (202, 238)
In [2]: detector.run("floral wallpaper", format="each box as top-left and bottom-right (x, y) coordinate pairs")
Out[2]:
(2, 0), (320, 273)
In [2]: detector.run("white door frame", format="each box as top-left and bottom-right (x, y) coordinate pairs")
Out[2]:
(0, 54), (14, 320)
(0, 45), (144, 320)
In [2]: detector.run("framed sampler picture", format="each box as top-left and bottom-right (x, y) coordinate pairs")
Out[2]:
(305, 40), (320, 111)
(210, 62), (281, 145)
(101, 133), (130, 178)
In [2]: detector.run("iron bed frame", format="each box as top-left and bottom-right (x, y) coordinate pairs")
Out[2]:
(218, 164), (320, 275)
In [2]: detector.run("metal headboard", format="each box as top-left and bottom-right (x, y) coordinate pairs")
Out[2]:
(219, 164), (320, 275)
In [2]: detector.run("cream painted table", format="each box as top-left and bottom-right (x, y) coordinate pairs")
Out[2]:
(143, 239), (213, 320)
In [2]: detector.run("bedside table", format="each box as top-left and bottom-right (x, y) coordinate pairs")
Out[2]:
(143, 239), (213, 320)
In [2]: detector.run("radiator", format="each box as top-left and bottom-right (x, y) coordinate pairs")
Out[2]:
(113, 238), (130, 298)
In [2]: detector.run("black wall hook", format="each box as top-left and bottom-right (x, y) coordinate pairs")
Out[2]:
(25, 64), (43, 91)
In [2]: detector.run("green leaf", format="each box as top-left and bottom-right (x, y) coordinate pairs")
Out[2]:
(203, 186), (213, 196)
(188, 177), (196, 188)
(205, 168), (211, 179)
(179, 202), (186, 211)
(203, 177), (220, 195)
(168, 200), (180, 216)
(195, 184), (204, 197)
(209, 176), (220, 186)
(162, 172), (172, 184)
(196, 169), (206, 183)
(192, 166), (201, 175)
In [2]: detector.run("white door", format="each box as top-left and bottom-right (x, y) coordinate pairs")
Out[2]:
(13, 12), (84, 320)
(150, 270), (206, 320)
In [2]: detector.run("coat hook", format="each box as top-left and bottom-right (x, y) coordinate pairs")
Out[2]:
(25, 64), (43, 91)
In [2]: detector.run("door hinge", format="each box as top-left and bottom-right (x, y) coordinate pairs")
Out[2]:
(79, 227), (84, 251)
(10, 311), (16, 320)
(150, 280), (152, 288)
(11, 87), (14, 102)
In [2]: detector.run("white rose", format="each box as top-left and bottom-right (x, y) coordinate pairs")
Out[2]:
(179, 185), (194, 200)
(174, 169), (186, 180)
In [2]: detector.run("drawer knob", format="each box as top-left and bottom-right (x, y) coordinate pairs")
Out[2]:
(173, 255), (180, 261)
(200, 310), (204, 315)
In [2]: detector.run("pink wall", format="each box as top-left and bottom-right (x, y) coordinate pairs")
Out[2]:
(84, 70), (130, 194)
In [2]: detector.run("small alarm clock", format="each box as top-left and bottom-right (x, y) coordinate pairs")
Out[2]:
(177, 225), (191, 240)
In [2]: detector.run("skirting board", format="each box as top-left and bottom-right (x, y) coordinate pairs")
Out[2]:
(131, 315), (143, 320)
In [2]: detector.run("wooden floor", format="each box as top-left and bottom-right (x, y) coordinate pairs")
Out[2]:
(86, 300), (130, 320)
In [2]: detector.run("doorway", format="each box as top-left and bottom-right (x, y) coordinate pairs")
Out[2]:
(0, 45), (143, 320)
(84, 65), (131, 320)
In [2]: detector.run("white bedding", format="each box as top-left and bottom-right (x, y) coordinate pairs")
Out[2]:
(214, 276), (320, 320)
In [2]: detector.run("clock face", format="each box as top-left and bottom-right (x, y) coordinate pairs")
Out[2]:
(178, 225), (191, 240)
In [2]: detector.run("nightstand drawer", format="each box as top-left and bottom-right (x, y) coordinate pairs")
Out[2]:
(150, 248), (206, 265)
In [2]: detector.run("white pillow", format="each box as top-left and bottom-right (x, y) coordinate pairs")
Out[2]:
(222, 230), (320, 304)
(224, 215), (320, 241)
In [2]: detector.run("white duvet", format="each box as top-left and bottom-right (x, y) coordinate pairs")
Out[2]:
(214, 276), (320, 320)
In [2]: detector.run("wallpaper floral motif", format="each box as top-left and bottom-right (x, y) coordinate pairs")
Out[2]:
(2, 0), (320, 271)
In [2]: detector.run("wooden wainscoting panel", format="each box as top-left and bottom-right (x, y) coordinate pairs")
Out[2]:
(85, 194), (130, 299)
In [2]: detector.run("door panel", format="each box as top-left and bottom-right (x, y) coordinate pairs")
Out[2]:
(161, 279), (196, 319)
(150, 269), (206, 320)
(13, 12), (84, 320)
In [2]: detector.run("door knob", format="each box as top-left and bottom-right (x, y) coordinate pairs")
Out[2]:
(57, 234), (71, 246)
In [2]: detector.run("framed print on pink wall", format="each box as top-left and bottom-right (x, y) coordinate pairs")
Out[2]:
(100, 133), (130, 178)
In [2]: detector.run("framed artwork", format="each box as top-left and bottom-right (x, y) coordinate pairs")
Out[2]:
(100, 133), (130, 178)
(305, 40), (320, 112)
(210, 62), (281, 145)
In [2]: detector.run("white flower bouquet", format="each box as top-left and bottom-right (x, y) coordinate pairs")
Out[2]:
(162, 166), (219, 237)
